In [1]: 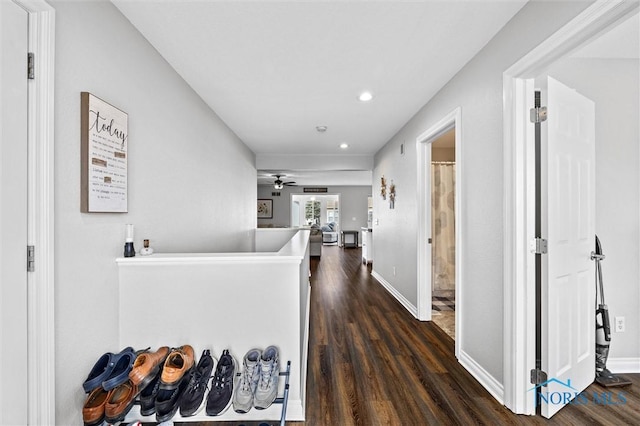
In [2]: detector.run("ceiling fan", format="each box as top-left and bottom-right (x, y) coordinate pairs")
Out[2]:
(273, 174), (296, 190)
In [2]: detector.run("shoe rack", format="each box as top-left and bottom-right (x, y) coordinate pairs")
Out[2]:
(121, 360), (292, 424)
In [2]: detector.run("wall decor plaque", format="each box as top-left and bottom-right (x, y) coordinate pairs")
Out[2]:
(303, 187), (328, 193)
(81, 92), (128, 212)
(257, 199), (273, 219)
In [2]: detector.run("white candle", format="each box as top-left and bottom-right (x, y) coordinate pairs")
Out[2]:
(125, 224), (134, 242)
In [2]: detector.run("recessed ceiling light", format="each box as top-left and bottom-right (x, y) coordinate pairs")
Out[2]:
(340, 143), (349, 149)
(316, 125), (327, 133)
(358, 91), (373, 102)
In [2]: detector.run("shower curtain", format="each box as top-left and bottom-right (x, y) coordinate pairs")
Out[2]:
(432, 162), (455, 290)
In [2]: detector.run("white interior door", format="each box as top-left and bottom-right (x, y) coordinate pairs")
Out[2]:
(0, 1), (29, 424)
(541, 76), (595, 418)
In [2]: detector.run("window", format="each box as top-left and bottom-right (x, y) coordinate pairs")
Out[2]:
(305, 200), (321, 225)
(326, 199), (339, 224)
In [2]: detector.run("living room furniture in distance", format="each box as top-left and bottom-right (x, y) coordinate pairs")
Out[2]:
(341, 230), (358, 248)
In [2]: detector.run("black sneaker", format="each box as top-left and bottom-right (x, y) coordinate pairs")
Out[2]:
(155, 365), (192, 422)
(179, 349), (215, 417)
(205, 349), (236, 416)
(138, 365), (162, 416)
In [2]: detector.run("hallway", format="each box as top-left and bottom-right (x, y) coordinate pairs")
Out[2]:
(207, 245), (639, 425)
(302, 246), (640, 425)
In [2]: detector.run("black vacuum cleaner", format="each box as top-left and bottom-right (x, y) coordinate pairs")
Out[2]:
(592, 235), (632, 387)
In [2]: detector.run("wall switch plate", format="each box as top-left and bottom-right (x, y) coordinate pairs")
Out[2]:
(615, 316), (625, 333)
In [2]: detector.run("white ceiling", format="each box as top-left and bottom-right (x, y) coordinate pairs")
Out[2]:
(112, 0), (527, 160)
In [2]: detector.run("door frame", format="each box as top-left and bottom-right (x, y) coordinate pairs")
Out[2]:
(502, 0), (638, 415)
(290, 192), (342, 231)
(14, 0), (56, 423)
(416, 107), (462, 357)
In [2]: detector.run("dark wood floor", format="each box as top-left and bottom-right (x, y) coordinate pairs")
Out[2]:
(184, 245), (640, 425)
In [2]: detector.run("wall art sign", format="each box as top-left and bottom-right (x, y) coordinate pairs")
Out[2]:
(303, 187), (328, 193)
(257, 199), (273, 219)
(81, 92), (128, 213)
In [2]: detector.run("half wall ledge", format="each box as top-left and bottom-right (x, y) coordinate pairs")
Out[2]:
(115, 229), (310, 422)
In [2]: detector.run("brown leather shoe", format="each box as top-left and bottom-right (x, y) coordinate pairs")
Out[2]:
(104, 380), (139, 423)
(82, 386), (110, 426)
(160, 345), (195, 388)
(129, 346), (169, 388)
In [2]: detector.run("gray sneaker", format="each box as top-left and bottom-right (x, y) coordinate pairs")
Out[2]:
(253, 345), (280, 410)
(232, 348), (262, 413)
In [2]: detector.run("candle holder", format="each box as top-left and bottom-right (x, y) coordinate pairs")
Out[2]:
(140, 239), (154, 256)
(124, 224), (135, 257)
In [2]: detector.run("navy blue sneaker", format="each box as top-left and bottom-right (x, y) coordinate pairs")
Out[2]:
(205, 349), (236, 416)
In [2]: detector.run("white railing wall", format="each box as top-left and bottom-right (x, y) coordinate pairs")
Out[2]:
(116, 229), (311, 422)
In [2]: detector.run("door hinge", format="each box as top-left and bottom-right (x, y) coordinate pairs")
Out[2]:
(531, 368), (548, 386)
(530, 106), (547, 123)
(27, 245), (35, 272)
(27, 52), (35, 80)
(530, 238), (548, 254)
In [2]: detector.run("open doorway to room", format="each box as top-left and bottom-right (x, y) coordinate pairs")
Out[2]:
(503, 2), (638, 417)
(417, 107), (462, 357)
(430, 129), (456, 340)
(291, 193), (341, 237)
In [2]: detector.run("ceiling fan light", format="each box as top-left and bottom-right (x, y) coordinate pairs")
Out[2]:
(274, 183), (284, 190)
(340, 143), (349, 149)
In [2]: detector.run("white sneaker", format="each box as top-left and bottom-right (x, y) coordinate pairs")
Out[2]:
(232, 348), (261, 413)
(253, 345), (280, 410)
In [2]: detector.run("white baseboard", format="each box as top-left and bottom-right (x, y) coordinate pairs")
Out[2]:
(371, 270), (418, 318)
(458, 349), (504, 405)
(607, 357), (640, 374)
(370, 271), (506, 407)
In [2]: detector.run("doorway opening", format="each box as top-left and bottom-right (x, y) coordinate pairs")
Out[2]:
(416, 107), (462, 357)
(291, 193), (340, 229)
(430, 129), (456, 340)
(502, 0), (639, 416)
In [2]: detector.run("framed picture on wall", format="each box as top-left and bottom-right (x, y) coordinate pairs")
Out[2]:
(80, 92), (129, 213)
(257, 199), (273, 219)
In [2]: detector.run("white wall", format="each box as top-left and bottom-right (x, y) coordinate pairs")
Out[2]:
(372, 0), (593, 385)
(257, 185), (372, 231)
(51, 1), (256, 423)
(547, 58), (639, 361)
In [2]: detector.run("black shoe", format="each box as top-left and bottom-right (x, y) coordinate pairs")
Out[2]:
(155, 366), (192, 422)
(205, 349), (236, 416)
(138, 364), (163, 416)
(179, 349), (215, 417)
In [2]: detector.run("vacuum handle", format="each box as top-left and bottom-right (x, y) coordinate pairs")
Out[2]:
(597, 306), (612, 342)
